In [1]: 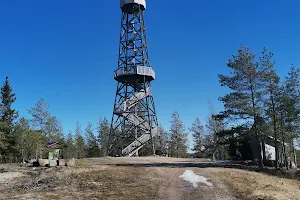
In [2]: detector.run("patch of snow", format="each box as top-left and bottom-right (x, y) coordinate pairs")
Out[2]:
(179, 170), (213, 188)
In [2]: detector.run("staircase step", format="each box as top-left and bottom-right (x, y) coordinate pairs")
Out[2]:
(122, 127), (158, 156)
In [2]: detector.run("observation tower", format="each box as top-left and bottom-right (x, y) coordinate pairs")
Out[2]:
(107, 0), (158, 157)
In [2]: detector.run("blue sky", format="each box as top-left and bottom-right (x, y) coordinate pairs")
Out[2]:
(0, 1), (299, 148)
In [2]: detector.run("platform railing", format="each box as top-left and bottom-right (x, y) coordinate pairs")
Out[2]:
(114, 66), (155, 80)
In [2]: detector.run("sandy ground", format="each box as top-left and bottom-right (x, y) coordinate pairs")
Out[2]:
(0, 172), (24, 183)
(0, 157), (299, 200)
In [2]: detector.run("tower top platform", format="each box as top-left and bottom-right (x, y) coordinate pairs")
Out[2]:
(120, 0), (146, 13)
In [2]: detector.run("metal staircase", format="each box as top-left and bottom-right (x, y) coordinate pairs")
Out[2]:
(123, 87), (152, 111)
(122, 127), (158, 157)
(122, 113), (150, 131)
(114, 87), (157, 156)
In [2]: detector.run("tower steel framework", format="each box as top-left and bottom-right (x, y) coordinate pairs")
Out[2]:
(107, 0), (158, 157)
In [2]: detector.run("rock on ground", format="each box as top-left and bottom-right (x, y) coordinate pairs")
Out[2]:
(58, 159), (65, 167)
(27, 159), (39, 167)
(67, 158), (75, 167)
(27, 159), (37, 164)
(38, 159), (49, 167)
(49, 160), (58, 167)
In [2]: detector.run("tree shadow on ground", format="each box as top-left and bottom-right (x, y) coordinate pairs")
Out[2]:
(108, 162), (300, 181)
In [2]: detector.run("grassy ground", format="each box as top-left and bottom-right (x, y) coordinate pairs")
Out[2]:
(0, 164), (157, 199)
(0, 157), (299, 200)
(214, 169), (300, 200)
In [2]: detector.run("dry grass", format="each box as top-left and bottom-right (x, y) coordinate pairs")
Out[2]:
(74, 160), (89, 167)
(214, 169), (300, 200)
(1, 157), (299, 200)
(76, 167), (157, 199)
(0, 165), (158, 200)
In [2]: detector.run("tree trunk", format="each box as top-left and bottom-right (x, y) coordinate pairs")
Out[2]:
(254, 117), (263, 168)
(21, 147), (25, 163)
(213, 133), (219, 161)
(280, 112), (288, 170)
(293, 141), (297, 167)
(290, 140), (297, 168)
(262, 140), (266, 161)
(271, 94), (279, 169)
(152, 139), (156, 156)
(250, 84), (263, 168)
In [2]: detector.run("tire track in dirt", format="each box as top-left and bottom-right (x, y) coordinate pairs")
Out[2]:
(153, 167), (184, 200)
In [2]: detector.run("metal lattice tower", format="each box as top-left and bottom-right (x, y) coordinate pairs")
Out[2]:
(107, 0), (158, 157)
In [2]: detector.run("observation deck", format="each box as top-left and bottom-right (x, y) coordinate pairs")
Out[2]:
(114, 65), (155, 83)
(120, 0), (146, 13)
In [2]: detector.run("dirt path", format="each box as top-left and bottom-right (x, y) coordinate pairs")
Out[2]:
(92, 157), (237, 199)
(154, 167), (236, 200)
(154, 167), (184, 200)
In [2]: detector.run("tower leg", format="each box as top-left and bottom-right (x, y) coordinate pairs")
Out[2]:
(134, 124), (139, 157)
(152, 142), (156, 156)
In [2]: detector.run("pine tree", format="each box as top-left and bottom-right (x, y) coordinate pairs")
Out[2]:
(0, 77), (18, 162)
(0, 106), (7, 163)
(28, 130), (44, 160)
(279, 66), (300, 168)
(27, 98), (64, 159)
(283, 66), (300, 133)
(85, 122), (100, 158)
(189, 117), (204, 158)
(206, 115), (225, 160)
(14, 117), (44, 160)
(259, 48), (280, 168)
(0, 77), (18, 124)
(14, 118), (30, 162)
(97, 117), (110, 157)
(64, 131), (76, 159)
(74, 122), (86, 159)
(155, 124), (169, 156)
(218, 45), (266, 167)
(0, 129), (8, 163)
(27, 98), (50, 137)
(28, 99), (48, 136)
(45, 116), (64, 142)
(206, 102), (226, 160)
(169, 110), (188, 158)
(28, 99), (64, 141)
